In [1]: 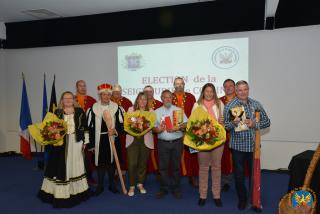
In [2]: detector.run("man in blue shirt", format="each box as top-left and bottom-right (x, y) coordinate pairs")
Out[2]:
(224, 80), (270, 211)
(153, 90), (187, 199)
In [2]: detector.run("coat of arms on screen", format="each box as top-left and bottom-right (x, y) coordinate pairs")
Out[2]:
(124, 53), (144, 71)
(212, 46), (239, 69)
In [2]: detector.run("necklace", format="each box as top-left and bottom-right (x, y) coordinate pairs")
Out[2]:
(75, 95), (87, 110)
(172, 93), (187, 109)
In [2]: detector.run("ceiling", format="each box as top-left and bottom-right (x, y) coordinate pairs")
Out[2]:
(0, 0), (279, 23)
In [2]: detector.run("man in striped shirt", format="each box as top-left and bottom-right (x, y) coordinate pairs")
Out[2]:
(224, 80), (270, 211)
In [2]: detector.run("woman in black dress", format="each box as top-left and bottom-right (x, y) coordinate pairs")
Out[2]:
(38, 91), (91, 208)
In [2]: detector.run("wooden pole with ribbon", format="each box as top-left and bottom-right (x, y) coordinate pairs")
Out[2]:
(252, 111), (262, 211)
(103, 110), (127, 195)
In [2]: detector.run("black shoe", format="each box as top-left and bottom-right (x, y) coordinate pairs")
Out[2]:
(222, 184), (230, 192)
(214, 198), (223, 207)
(172, 191), (182, 199)
(108, 185), (119, 194)
(198, 198), (206, 206)
(95, 186), (104, 196)
(238, 201), (247, 210)
(251, 206), (263, 213)
(156, 190), (168, 199)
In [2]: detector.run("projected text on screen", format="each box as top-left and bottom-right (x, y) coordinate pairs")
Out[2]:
(118, 38), (248, 101)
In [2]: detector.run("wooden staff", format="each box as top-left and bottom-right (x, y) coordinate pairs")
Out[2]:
(252, 111), (262, 211)
(103, 110), (127, 195)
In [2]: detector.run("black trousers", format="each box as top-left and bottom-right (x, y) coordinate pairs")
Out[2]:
(157, 138), (183, 192)
(96, 163), (116, 188)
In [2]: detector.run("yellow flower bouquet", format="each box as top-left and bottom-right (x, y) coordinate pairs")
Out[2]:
(124, 110), (156, 137)
(28, 112), (67, 146)
(184, 106), (226, 151)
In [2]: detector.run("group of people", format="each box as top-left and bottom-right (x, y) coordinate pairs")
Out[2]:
(37, 77), (270, 211)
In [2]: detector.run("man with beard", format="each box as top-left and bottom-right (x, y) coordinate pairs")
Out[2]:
(172, 77), (198, 187)
(153, 90), (187, 199)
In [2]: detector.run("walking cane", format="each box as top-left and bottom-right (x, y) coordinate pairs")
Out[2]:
(252, 111), (262, 211)
(103, 110), (127, 195)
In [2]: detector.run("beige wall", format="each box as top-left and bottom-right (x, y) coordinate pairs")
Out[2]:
(0, 50), (7, 151)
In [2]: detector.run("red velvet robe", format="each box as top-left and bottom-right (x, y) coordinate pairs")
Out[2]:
(172, 92), (198, 177)
(220, 95), (234, 175)
(111, 96), (133, 170)
(147, 99), (163, 173)
(75, 95), (96, 112)
(111, 96), (133, 112)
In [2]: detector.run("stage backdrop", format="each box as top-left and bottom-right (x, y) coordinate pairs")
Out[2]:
(1, 25), (320, 169)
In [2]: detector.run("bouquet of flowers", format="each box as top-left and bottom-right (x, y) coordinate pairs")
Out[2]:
(28, 112), (67, 146)
(187, 119), (218, 147)
(124, 110), (156, 137)
(184, 106), (226, 151)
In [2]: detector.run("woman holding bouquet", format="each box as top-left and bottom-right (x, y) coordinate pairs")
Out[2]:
(126, 92), (154, 196)
(193, 83), (225, 207)
(38, 91), (91, 208)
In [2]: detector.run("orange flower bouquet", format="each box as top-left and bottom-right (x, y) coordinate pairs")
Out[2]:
(124, 111), (156, 137)
(184, 106), (226, 151)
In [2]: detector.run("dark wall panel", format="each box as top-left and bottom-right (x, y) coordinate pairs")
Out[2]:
(275, 0), (320, 28)
(5, 0), (265, 49)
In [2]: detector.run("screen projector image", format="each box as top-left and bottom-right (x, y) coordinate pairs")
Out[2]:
(118, 37), (248, 101)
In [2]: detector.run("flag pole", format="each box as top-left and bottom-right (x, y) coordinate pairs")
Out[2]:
(37, 72), (47, 170)
(22, 72), (38, 154)
(20, 72), (32, 160)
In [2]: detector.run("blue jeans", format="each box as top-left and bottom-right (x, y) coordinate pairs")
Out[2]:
(231, 149), (253, 202)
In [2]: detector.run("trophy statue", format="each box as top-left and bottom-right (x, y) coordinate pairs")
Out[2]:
(230, 106), (248, 132)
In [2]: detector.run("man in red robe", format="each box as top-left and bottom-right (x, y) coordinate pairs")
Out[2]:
(75, 80), (97, 185)
(172, 77), (198, 187)
(219, 79), (236, 192)
(111, 84), (133, 171)
(75, 80), (96, 112)
(143, 85), (162, 173)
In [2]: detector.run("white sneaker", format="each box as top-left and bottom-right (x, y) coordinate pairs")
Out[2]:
(137, 184), (147, 194)
(128, 186), (135, 197)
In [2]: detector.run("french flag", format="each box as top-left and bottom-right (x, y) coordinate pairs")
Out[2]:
(19, 74), (32, 160)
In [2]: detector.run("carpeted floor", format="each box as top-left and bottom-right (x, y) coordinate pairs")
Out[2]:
(0, 156), (289, 214)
